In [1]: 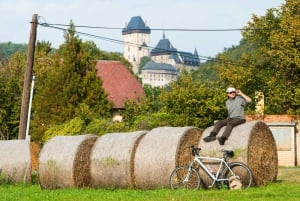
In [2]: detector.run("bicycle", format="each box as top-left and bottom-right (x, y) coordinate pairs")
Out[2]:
(169, 145), (253, 190)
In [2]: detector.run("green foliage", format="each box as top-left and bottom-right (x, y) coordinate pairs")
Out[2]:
(35, 41), (53, 55)
(193, 0), (300, 115)
(132, 112), (179, 130)
(241, 0), (300, 114)
(31, 22), (113, 142)
(42, 117), (85, 142)
(30, 170), (39, 185)
(84, 118), (109, 134)
(0, 42), (27, 59)
(0, 170), (11, 185)
(2, 1), (300, 141)
(121, 85), (163, 128)
(139, 56), (151, 73)
(84, 118), (128, 136)
(0, 52), (26, 139)
(99, 51), (134, 73)
(122, 72), (228, 130)
(196, 61), (218, 81)
(159, 72), (227, 128)
(43, 116), (129, 143)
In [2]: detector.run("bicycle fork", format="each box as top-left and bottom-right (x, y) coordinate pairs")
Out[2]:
(183, 162), (195, 185)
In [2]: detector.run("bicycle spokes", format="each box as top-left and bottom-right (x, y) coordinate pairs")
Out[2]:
(169, 166), (201, 190)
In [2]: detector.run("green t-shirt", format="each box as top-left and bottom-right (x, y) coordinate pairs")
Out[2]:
(226, 95), (247, 119)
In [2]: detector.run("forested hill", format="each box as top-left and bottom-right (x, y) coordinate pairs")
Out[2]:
(0, 42), (27, 59)
(194, 38), (256, 81)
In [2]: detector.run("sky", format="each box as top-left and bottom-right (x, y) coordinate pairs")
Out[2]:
(0, 0), (285, 58)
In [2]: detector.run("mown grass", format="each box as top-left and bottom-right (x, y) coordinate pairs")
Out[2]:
(0, 168), (299, 201)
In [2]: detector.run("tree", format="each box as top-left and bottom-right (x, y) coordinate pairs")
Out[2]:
(0, 52), (26, 139)
(0, 42), (27, 59)
(139, 56), (151, 73)
(195, 0), (299, 115)
(122, 71), (228, 130)
(158, 71), (227, 128)
(30, 22), (112, 142)
(242, 0), (300, 114)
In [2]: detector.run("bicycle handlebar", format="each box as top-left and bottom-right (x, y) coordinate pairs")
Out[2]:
(190, 145), (201, 156)
(190, 146), (234, 158)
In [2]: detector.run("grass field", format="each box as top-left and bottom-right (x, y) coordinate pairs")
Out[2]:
(0, 167), (299, 201)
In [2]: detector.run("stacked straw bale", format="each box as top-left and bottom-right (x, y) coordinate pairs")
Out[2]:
(90, 131), (147, 188)
(134, 127), (202, 189)
(199, 120), (278, 186)
(38, 134), (97, 189)
(0, 140), (31, 183)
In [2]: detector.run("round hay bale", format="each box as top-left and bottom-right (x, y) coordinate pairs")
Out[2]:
(134, 127), (202, 189)
(199, 120), (278, 186)
(90, 131), (147, 188)
(0, 140), (31, 184)
(38, 134), (97, 189)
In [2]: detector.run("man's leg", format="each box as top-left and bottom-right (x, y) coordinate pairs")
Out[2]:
(203, 119), (229, 142)
(211, 119), (230, 134)
(218, 118), (246, 145)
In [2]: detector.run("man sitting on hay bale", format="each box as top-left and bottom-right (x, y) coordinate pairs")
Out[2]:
(203, 87), (252, 145)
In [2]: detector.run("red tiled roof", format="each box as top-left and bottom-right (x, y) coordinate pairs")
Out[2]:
(95, 60), (145, 108)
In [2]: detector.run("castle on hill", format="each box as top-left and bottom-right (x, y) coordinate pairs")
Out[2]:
(122, 16), (200, 87)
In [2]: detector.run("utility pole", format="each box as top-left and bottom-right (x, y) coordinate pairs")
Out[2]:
(18, 14), (38, 139)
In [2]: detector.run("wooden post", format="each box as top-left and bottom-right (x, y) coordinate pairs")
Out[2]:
(18, 14), (38, 139)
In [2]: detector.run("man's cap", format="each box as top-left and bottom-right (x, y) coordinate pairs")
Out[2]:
(226, 87), (236, 93)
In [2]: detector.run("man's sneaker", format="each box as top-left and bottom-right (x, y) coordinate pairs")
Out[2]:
(217, 137), (226, 145)
(203, 133), (217, 142)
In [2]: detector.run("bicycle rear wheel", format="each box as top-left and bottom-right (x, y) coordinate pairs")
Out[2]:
(221, 162), (253, 189)
(169, 166), (201, 190)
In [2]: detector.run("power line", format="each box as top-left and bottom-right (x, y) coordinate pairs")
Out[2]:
(41, 23), (278, 32)
(38, 21), (251, 67)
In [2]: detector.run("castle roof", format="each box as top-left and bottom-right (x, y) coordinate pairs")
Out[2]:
(142, 61), (177, 72)
(177, 51), (200, 65)
(151, 33), (200, 66)
(122, 16), (151, 35)
(150, 33), (177, 55)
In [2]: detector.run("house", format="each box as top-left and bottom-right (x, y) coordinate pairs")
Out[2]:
(95, 60), (145, 121)
(247, 115), (299, 167)
(141, 62), (178, 87)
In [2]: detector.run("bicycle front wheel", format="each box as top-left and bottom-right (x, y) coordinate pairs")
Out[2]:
(221, 162), (253, 189)
(169, 166), (201, 190)
(222, 162), (253, 189)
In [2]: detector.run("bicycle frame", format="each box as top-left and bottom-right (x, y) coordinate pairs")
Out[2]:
(188, 155), (234, 188)
(170, 146), (253, 190)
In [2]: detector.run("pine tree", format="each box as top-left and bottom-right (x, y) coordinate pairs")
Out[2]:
(31, 22), (112, 142)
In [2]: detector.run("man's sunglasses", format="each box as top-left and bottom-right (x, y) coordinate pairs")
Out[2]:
(227, 91), (236, 94)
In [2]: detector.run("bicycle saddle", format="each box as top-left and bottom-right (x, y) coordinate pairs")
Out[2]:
(222, 149), (234, 158)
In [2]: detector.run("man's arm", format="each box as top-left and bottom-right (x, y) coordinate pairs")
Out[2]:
(236, 90), (252, 103)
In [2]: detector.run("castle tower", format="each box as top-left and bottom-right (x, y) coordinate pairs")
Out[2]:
(122, 16), (151, 74)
